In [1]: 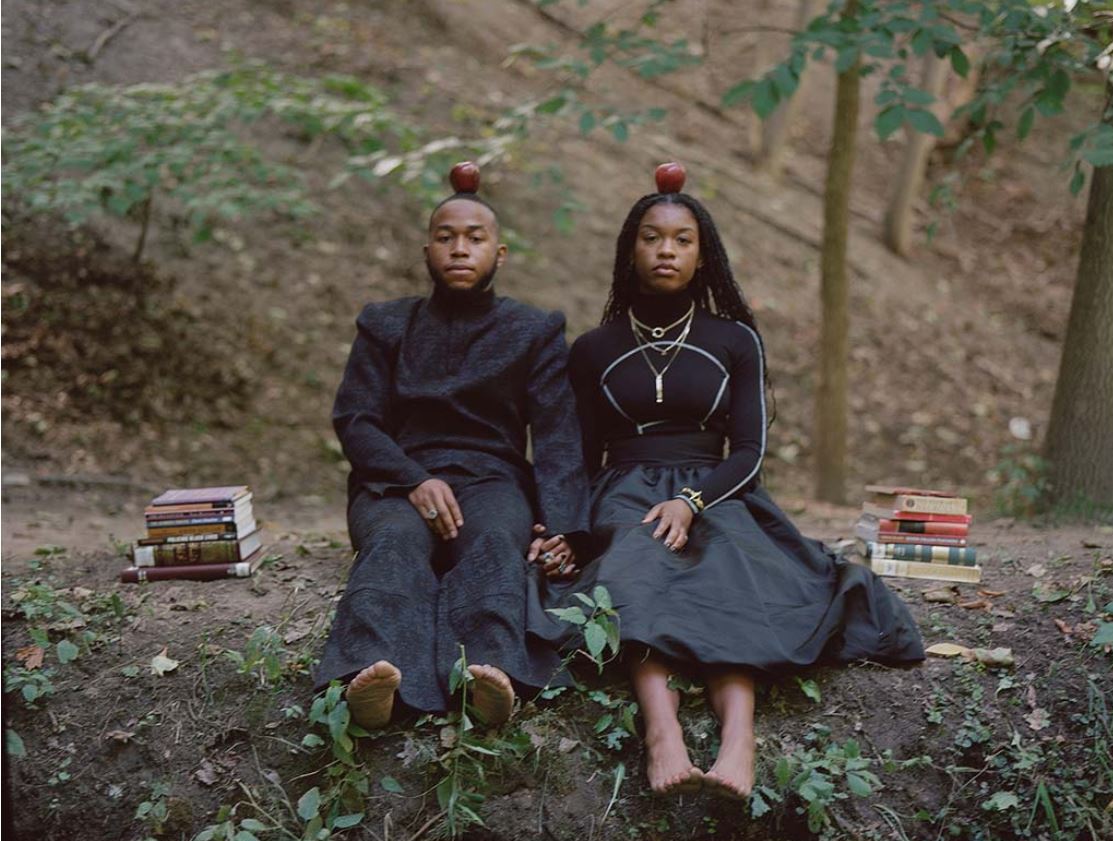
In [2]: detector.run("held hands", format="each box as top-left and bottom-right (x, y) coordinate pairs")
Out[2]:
(528, 524), (578, 578)
(643, 499), (694, 551)
(408, 479), (464, 541)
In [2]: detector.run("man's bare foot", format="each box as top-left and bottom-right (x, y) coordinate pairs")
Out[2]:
(704, 732), (755, 800)
(345, 660), (401, 730)
(645, 724), (703, 796)
(466, 664), (515, 726)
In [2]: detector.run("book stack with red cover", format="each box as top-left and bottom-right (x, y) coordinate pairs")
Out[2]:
(120, 486), (264, 583)
(854, 485), (980, 583)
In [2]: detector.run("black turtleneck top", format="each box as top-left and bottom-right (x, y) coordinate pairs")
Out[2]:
(332, 285), (591, 538)
(568, 290), (766, 512)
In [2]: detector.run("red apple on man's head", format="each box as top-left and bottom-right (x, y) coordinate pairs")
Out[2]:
(655, 161), (686, 194)
(450, 161), (481, 194)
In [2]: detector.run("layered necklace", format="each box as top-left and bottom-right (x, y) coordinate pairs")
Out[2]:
(628, 303), (695, 404)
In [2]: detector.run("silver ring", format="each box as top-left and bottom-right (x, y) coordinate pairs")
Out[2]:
(558, 561), (568, 573)
(425, 508), (439, 520)
(540, 551), (554, 562)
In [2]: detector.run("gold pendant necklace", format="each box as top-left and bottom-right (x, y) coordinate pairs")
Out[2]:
(629, 308), (694, 403)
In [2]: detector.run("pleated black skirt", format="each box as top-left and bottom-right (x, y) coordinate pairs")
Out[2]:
(528, 464), (925, 672)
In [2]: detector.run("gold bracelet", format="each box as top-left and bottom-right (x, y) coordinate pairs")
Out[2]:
(676, 487), (705, 512)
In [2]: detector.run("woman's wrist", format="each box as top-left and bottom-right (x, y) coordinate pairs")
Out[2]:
(674, 487), (704, 515)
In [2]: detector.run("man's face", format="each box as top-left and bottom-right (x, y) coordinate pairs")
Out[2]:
(424, 199), (507, 291)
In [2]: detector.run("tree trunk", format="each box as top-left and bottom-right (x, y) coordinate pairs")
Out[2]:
(884, 51), (948, 256)
(1044, 119), (1113, 510)
(757, 0), (821, 179)
(814, 0), (860, 504)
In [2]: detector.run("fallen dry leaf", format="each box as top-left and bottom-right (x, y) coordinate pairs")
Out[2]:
(1026, 564), (1047, 578)
(990, 607), (1016, 618)
(1027, 685), (1038, 709)
(959, 599), (990, 610)
(150, 647), (180, 677)
(1026, 707), (1051, 731)
(104, 730), (135, 743)
(558, 737), (580, 754)
(1081, 539), (1104, 549)
(15, 645), (45, 670)
(923, 585), (960, 604)
(194, 760), (219, 786)
(1072, 622), (1096, 642)
(978, 589), (1006, 597)
(926, 642), (970, 658)
(962, 647), (1015, 667)
(1053, 619), (1072, 635)
(439, 725), (457, 749)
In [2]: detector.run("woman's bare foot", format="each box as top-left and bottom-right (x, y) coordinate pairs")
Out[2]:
(466, 664), (515, 726)
(645, 724), (703, 796)
(704, 732), (755, 800)
(345, 660), (401, 730)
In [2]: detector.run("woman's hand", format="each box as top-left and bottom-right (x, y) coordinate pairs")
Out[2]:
(408, 479), (463, 541)
(643, 500), (694, 551)
(527, 523), (578, 578)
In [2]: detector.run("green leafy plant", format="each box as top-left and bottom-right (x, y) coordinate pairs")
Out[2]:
(546, 584), (621, 672)
(989, 443), (1052, 518)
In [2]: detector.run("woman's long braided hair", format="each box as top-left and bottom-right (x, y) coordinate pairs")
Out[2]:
(602, 191), (776, 422)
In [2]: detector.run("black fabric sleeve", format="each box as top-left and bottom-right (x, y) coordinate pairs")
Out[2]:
(568, 335), (604, 477)
(526, 312), (592, 543)
(684, 324), (766, 511)
(332, 309), (432, 496)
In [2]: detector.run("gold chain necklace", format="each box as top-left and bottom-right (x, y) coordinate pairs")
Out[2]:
(629, 303), (695, 339)
(628, 307), (695, 403)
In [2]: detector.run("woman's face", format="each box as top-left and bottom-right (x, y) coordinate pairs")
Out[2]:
(632, 202), (701, 295)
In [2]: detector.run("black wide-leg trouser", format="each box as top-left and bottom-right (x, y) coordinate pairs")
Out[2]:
(314, 477), (565, 713)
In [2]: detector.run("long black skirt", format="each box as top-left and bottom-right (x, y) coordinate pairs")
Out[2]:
(528, 465), (925, 671)
(315, 476), (568, 712)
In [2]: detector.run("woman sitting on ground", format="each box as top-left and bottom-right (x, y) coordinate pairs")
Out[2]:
(530, 164), (924, 799)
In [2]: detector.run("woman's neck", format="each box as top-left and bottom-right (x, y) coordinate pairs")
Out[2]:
(630, 288), (694, 327)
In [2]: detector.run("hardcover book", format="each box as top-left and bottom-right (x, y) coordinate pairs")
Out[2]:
(864, 487), (968, 516)
(120, 549), (264, 583)
(855, 521), (968, 546)
(149, 486), (251, 508)
(863, 541), (977, 566)
(133, 529), (262, 566)
(868, 557), (982, 583)
(860, 504), (971, 523)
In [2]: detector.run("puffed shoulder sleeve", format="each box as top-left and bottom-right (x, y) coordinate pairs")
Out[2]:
(332, 304), (431, 496)
(525, 311), (591, 540)
(675, 322), (766, 513)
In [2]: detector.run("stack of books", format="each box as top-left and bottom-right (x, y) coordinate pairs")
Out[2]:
(854, 485), (980, 583)
(120, 485), (264, 583)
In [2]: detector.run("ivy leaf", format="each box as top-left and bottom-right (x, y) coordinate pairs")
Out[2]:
(1090, 622), (1113, 647)
(584, 622), (607, 661)
(752, 77), (780, 120)
(56, 640), (80, 665)
(296, 786), (321, 821)
(905, 108), (944, 137)
(332, 813), (364, 829)
(796, 677), (821, 704)
(546, 607), (586, 625)
(592, 586), (612, 610)
(578, 110), (596, 135)
(846, 772), (872, 796)
(6, 729), (26, 759)
(380, 776), (403, 794)
(875, 106), (905, 140)
(950, 46), (970, 78)
(982, 791), (1019, 811)
(1069, 168), (1086, 196)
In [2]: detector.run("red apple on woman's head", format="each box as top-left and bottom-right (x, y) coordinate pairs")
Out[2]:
(655, 161), (686, 194)
(450, 161), (481, 194)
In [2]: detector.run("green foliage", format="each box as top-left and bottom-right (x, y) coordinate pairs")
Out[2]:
(723, 0), (1113, 192)
(3, 578), (132, 708)
(988, 443), (1052, 518)
(223, 625), (301, 688)
(134, 781), (173, 839)
(546, 584), (621, 672)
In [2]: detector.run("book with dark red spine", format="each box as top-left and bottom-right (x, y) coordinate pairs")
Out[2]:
(876, 519), (969, 537)
(855, 521), (967, 546)
(120, 549), (264, 583)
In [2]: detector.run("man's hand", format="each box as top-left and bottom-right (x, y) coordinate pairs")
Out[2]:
(408, 479), (463, 540)
(643, 500), (694, 551)
(527, 523), (578, 578)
